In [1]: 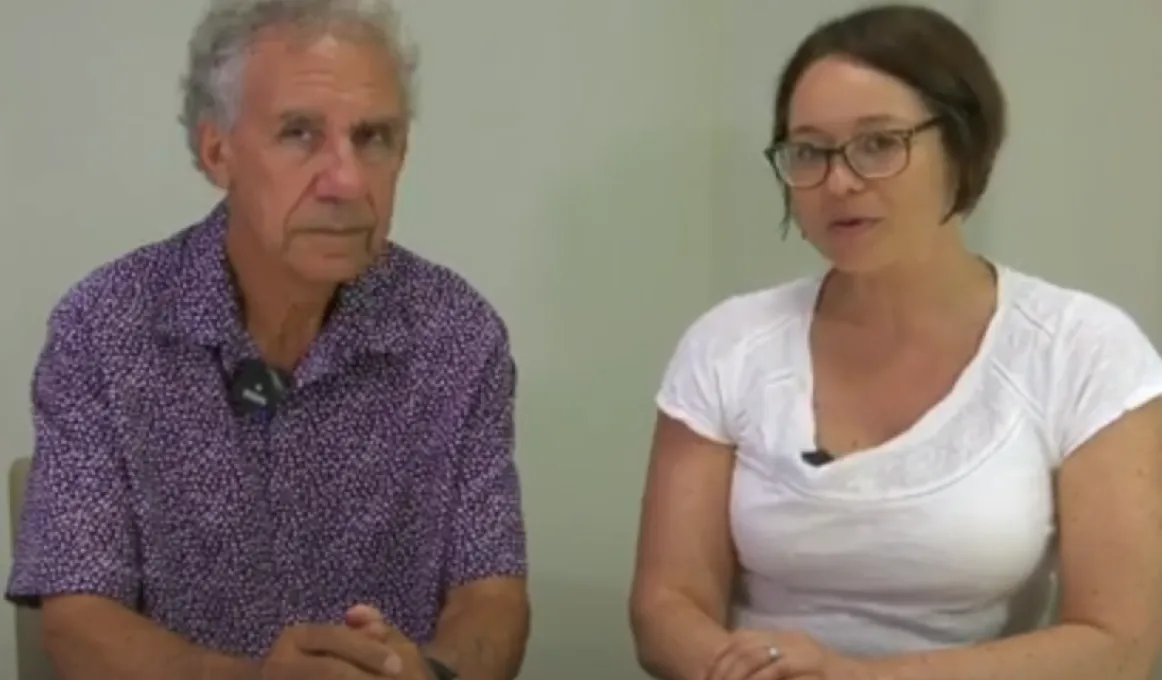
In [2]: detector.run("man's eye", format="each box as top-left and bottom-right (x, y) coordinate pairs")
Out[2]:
(280, 127), (315, 142)
(353, 127), (393, 148)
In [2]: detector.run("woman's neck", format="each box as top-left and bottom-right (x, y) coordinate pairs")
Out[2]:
(818, 242), (996, 334)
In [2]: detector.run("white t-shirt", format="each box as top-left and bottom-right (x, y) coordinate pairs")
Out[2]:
(655, 265), (1162, 655)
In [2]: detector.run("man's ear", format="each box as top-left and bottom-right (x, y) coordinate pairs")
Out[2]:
(197, 119), (233, 189)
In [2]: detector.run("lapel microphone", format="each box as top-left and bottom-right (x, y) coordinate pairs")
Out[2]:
(801, 448), (834, 467)
(228, 358), (292, 415)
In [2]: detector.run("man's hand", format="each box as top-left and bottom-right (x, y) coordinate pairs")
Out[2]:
(346, 605), (395, 643)
(706, 629), (875, 680)
(260, 622), (396, 680)
(344, 604), (436, 680)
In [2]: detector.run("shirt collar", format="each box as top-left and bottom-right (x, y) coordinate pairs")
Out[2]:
(156, 202), (413, 368)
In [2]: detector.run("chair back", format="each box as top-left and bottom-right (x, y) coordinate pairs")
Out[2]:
(9, 457), (56, 680)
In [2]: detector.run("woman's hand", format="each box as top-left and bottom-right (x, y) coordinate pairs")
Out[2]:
(705, 629), (875, 680)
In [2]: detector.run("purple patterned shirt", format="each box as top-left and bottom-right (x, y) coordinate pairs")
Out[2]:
(6, 203), (527, 657)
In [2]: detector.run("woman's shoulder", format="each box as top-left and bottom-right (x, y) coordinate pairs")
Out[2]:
(679, 275), (820, 351)
(1000, 266), (1151, 349)
(999, 265), (1162, 461)
(657, 276), (820, 441)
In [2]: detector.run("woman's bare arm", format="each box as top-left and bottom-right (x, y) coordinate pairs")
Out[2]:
(629, 412), (738, 680)
(866, 400), (1162, 680)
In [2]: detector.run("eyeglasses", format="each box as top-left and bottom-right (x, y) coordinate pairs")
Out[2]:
(764, 118), (941, 189)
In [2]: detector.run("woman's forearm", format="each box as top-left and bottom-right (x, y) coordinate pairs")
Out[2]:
(631, 593), (732, 680)
(867, 623), (1153, 680)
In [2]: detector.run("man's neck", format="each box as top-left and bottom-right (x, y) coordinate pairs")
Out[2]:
(225, 228), (336, 371)
(246, 293), (334, 371)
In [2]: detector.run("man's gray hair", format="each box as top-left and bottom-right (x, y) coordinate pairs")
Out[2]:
(179, 0), (418, 174)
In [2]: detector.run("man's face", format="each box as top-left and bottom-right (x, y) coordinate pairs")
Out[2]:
(201, 25), (408, 284)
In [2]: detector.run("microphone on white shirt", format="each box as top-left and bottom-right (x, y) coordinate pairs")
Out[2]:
(801, 448), (834, 467)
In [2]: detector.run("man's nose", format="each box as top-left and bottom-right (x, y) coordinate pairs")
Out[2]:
(315, 138), (369, 200)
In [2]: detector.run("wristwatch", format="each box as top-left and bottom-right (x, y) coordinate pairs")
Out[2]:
(425, 656), (459, 680)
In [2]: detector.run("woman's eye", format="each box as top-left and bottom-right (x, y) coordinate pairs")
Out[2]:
(859, 133), (901, 153)
(791, 144), (824, 161)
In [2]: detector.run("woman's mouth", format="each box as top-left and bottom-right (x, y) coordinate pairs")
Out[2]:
(829, 217), (880, 230)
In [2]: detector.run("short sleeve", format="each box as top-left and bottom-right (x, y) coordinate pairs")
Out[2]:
(5, 299), (141, 609)
(1050, 294), (1162, 462)
(655, 300), (742, 444)
(447, 330), (527, 587)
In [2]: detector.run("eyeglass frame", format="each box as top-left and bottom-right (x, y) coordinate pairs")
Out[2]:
(763, 117), (943, 189)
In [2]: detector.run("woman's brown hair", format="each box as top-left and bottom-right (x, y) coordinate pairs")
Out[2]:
(771, 4), (1007, 223)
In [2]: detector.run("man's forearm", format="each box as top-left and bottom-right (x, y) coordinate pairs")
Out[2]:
(866, 623), (1153, 680)
(425, 583), (530, 680)
(41, 595), (259, 680)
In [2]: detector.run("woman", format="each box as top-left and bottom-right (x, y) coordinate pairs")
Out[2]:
(629, 5), (1162, 680)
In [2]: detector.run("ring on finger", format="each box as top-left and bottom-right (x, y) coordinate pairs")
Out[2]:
(766, 645), (782, 663)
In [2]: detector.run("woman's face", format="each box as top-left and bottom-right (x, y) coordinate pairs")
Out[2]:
(783, 56), (954, 273)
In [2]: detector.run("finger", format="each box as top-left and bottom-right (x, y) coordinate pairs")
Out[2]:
(349, 619), (393, 643)
(767, 657), (819, 680)
(346, 605), (395, 643)
(294, 623), (394, 675)
(268, 651), (380, 680)
(706, 637), (749, 680)
(708, 637), (739, 670)
(360, 620), (394, 644)
(733, 643), (792, 680)
(345, 606), (410, 645)
(705, 646), (736, 680)
(708, 648), (769, 680)
(762, 673), (820, 680)
(739, 664), (808, 680)
(345, 604), (384, 628)
(382, 649), (403, 675)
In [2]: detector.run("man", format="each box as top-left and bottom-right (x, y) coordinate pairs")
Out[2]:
(5, 1), (530, 679)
